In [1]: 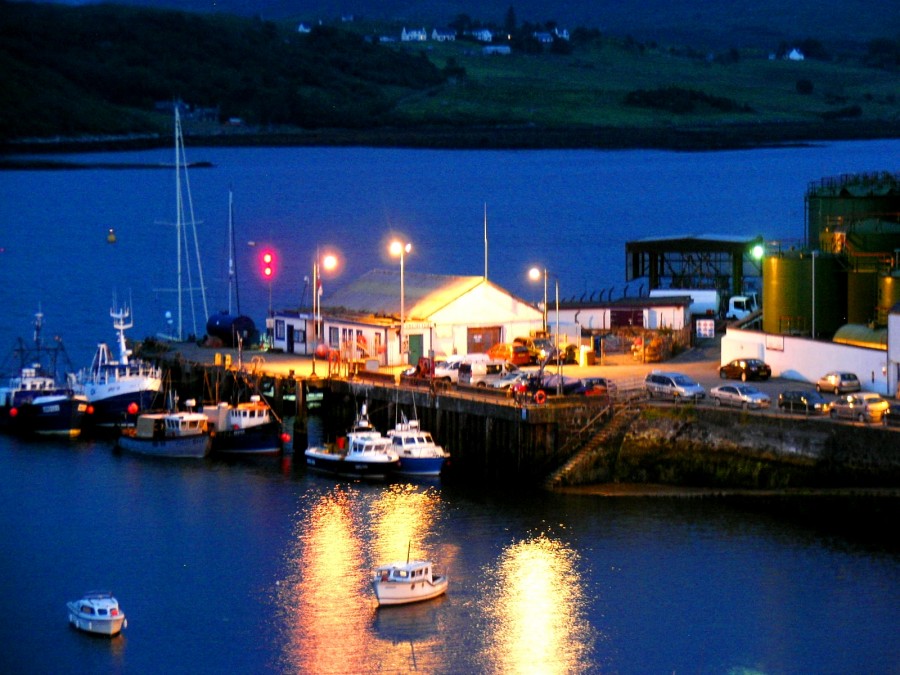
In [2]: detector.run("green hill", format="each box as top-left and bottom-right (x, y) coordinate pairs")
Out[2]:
(2, 1), (899, 150)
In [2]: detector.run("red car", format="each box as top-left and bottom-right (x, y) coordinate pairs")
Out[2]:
(487, 342), (532, 366)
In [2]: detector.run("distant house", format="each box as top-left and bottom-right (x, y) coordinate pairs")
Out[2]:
(554, 27), (570, 40)
(470, 28), (493, 43)
(432, 28), (456, 42)
(533, 31), (554, 44)
(401, 27), (427, 42)
(482, 45), (511, 55)
(787, 48), (805, 61)
(297, 23), (311, 33)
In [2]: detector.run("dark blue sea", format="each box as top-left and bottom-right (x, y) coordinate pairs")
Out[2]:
(1, 142), (899, 673)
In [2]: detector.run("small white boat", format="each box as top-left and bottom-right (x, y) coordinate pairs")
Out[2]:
(372, 559), (449, 607)
(304, 403), (399, 479)
(387, 415), (449, 477)
(66, 591), (127, 636)
(117, 398), (211, 458)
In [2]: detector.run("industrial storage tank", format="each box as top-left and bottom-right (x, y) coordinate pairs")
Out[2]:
(763, 252), (847, 337)
(847, 271), (878, 325)
(877, 272), (900, 325)
(805, 172), (900, 249)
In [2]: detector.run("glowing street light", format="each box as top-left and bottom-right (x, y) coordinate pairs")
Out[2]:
(529, 266), (562, 395)
(311, 248), (339, 376)
(390, 239), (412, 365)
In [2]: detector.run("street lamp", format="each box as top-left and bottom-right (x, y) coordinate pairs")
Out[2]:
(528, 267), (548, 334)
(311, 248), (338, 376)
(529, 266), (562, 395)
(390, 239), (412, 365)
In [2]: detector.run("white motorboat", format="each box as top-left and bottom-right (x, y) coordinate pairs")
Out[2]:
(117, 398), (211, 458)
(304, 402), (399, 479)
(66, 591), (127, 636)
(387, 415), (449, 477)
(372, 559), (449, 607)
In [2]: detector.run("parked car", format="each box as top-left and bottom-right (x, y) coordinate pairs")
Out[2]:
(581, 377), (618, 397)
(433, 357), (462, 383)
(718, 358), (771, 381)
(487, 342), (531, 366)
(829, 392), (890, 423)
(644, 371), (706, 400)
(512, 336), (556, 364)
(777, 390), (832, 415)
(490, 371), (532, 390)
(816, 371), (861, 395)
(710, 383), (771, 409)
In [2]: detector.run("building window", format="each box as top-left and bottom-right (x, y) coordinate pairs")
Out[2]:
(275, 320), (285, 340)
(293, 328), (305, 343)
(328, 327), (339, 347)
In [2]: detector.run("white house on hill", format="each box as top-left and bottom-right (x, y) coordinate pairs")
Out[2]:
(269, 270), (542, 366)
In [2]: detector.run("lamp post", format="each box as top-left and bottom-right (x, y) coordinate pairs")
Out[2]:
(529, 266), (562, 395)
(311, 249), (338, 376)
(390, 240), (412, 365)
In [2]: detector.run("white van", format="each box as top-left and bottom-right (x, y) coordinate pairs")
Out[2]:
(458, 359), (517, 387)
(434, 353), (490, 384)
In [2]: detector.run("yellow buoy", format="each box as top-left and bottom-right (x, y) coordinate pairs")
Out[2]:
(106, 228), (116, 243)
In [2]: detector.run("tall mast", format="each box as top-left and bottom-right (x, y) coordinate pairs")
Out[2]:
(174, 107), (184, 341)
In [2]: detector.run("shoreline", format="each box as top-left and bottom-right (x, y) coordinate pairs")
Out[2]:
(3, 119), (900, 160)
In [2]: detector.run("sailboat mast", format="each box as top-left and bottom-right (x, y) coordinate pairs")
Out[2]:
(174, 107), (184, 341)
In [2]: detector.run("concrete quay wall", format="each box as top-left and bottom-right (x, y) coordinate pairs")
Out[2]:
(563, 405), (900, 490)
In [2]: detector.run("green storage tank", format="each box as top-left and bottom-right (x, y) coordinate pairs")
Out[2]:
(877, 272), (900, 325)
(805, 173), (900, 248)
(763, 253), (847, 337)
(847, 271), (878, 324)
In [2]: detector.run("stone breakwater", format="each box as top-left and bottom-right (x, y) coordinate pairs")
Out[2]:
(561, 405), (900, 491)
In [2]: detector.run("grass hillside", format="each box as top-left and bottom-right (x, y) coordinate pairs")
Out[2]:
(2, 1), (899, 150)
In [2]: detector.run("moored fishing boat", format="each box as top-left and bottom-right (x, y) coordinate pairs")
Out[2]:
(79, 306), (163, 428)
(117, 398), (210, 458)
(372, 558), (449, 607)
(304, 403), (399, 479)
(205, 395), (286, 456)
(0, 312), (89, 437)
(387, 415), (449, 477)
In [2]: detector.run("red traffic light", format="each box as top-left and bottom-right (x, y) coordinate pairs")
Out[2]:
(261, 250), (276, 278)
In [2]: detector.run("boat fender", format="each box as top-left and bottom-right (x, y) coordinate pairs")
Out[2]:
(534, 390), (547, 405)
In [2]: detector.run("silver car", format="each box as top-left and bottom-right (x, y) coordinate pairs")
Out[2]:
(709, 384), (771, 409)
(815, 371), (861, 395)
(830, 393), (890, 423)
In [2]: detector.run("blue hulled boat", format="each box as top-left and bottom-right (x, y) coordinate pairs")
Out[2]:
(0, 312), (88, 437)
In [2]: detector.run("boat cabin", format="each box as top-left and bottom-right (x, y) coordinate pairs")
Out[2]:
(376, 561), (435, 583)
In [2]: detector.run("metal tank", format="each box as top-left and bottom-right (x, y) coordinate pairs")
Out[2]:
(846, 271), (877, 325)
(877, 272), (900, 325)
(763, 252), (847, 337)
(805, 172), (900, 249)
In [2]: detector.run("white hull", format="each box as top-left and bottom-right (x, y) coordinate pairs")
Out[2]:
(67, 604), (127, 636)
(373, 575), (449, 606)
(118, 433), (210, 458)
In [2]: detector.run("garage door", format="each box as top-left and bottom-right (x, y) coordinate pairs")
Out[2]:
(467, 326), (501, 353)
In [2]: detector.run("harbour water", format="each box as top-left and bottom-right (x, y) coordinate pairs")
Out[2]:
(1, 142), (899, 672)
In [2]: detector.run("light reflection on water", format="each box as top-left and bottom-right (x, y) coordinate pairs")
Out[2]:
(481, 533), (597, 674)
(275, 482), (452, 672)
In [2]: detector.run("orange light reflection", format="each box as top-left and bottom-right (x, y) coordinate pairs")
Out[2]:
(277, 487), (368, 673)
(483, 534), (594, 674)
